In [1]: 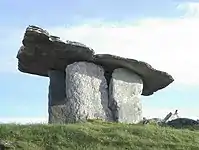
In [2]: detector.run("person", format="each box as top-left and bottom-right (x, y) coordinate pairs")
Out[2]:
(142, 117), (149, 124)
(174, 110), (179, 118)
(168, 110), (179, 121)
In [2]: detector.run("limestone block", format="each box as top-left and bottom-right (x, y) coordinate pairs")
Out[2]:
(64, 62), (112, 123)
(109, 68), (143, 124)
(48, 104), (68, 124)
(48, 70), (66, 106)
(48, 70), (68, 123)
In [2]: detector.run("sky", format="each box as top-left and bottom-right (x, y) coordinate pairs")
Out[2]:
(0, 0), (199, 124)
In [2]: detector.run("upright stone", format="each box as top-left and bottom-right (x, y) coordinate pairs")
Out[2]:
(64, 62), (112, 123)
(109, 68), (143, 124)
(48, 70), (67, 123)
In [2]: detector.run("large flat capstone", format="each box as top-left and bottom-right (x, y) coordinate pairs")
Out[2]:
(109, 68), (143, 124)
(17, 25), (94, 77)
(94, 54), (174, 96)
(16, 25), (174, 96)
(64, 62), (112, 123)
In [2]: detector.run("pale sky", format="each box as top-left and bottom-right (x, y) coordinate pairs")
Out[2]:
(0, 0), (199, 124)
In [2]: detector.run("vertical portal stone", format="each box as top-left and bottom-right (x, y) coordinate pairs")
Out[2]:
(48, 70), (67, 123)
(64, 62), (112, 123)
(109, 68), (143, 124)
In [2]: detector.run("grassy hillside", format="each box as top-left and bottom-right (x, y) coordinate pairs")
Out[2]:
(0, 120), (199, 150)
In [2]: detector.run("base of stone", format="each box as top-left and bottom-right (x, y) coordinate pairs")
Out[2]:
(48, 104), (68, 124)
(48, 104), (112, 124)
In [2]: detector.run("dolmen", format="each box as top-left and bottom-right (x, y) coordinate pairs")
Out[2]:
(16, 25), (174, 124)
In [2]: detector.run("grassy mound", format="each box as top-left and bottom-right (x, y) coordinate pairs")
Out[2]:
(0, 120), (199, 150)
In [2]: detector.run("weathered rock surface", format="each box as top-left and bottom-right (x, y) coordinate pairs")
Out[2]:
(16, 25), (174, 96)
(17, 25), (94, 77)
(48, 70), (66, 106)
(0, 140), (14, 150)
(109, 68), (143, 124)
(64, 62), (112, 123)
(48, 104), (68, 124)
(167, 118), (199, 127)
(94, 54), (174, 96)
(142, 118), (163, 125)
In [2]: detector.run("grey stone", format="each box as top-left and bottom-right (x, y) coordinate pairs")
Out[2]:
(17, 25), (94, 77)
(162, 112), (172, 123)
(167, 118), (199, 127)
(48, 70), (66, 106)
(109, 68), (143, 124)
(0, 140), (14, 149)
(94, 54), (174, 96)
(48, 104), (68, 124)
(64, 62), (112, 123)
(47, 70), (68, 124)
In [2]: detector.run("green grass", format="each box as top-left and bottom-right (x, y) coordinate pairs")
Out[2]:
(0, 120), (199, 150)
